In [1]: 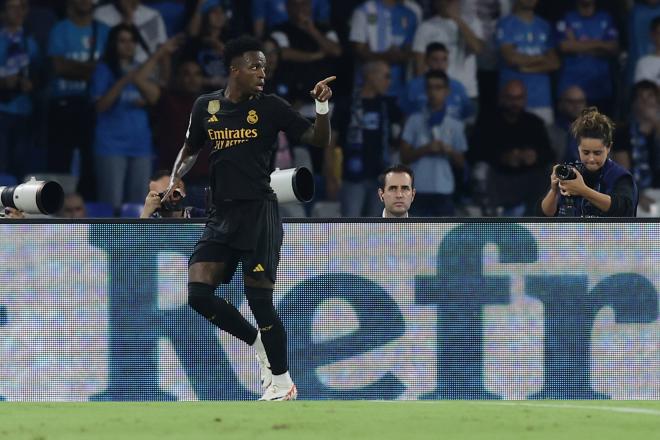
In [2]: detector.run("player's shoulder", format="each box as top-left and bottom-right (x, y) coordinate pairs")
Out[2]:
(194, 90), (223, 105)
(191, 90), (224, 111)
(256, 92), (294, 109)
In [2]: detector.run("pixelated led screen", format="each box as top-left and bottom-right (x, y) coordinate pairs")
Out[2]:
(0, 221), (658, 401)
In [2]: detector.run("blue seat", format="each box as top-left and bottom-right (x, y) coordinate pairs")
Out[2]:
(85, 202), (114, 218)
(0, 173), (17, 186)
(120, 203), (144, 218)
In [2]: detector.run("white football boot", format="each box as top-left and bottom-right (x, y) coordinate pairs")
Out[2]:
(258, 382), (298, 401)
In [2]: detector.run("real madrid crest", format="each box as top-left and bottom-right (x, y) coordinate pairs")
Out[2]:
(247, 110), (258, 124)
(207, 99), (220, 115)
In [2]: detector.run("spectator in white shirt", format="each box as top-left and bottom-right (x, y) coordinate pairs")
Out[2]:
(413, 0), (485, 99)
(94, 0), (170, 83)
(635, 16), (660, 87)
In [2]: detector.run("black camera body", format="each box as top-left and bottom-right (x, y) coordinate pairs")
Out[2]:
(556, 162), (586, 181)
(157, 189), (183, 212)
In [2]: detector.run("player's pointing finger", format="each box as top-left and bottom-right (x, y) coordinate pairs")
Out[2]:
(320, 76), (336, 84)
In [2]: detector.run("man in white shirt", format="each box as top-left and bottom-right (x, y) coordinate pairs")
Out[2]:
(378, 164), (416, 218)
(413, 0), (485, 99)
(635, 16), (660, 86)
(94, 0), (167, 63)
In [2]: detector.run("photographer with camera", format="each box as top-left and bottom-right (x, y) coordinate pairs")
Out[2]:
(140, 170), (205, 218)
(539, 107), (637, 217)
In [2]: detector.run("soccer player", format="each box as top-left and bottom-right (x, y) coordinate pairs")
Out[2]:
(162, 36), (333, 401)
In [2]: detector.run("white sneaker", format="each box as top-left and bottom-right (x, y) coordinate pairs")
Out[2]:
(257, 354), (272, 390)
(258, 383), (298, 401)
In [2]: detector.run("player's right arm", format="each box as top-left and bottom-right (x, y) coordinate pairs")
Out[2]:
(162, 98), (205, 201)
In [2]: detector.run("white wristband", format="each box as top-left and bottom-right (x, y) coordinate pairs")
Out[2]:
(315, 99), (329, 115)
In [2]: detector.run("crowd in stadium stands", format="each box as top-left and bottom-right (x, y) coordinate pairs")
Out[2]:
(1, 0), (660, 218)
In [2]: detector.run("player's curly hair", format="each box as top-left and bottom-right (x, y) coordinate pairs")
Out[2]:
(570, 106), (615, 148)
(223, 36), (263, 72)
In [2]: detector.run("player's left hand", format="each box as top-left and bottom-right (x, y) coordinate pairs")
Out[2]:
(310, 76), (336, 102)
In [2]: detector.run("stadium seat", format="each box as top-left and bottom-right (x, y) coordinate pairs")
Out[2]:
(85, 202), (114, 218)
(0, 173), (17, 186)
(120, 203), (144, 218)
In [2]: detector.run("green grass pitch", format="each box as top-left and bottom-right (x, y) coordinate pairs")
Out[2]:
(0, 401), (659, 440)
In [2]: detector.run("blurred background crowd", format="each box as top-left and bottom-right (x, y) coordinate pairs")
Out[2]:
(1, 0), (660, 218)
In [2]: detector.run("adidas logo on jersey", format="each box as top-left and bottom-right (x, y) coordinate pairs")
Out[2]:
(252, 264), (265, 272)
(208, 115), (218, 122)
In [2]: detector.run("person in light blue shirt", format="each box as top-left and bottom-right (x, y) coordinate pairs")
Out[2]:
(47, 0), (110, 201)
(349, 0), (417, 99)
(252, 0), (330, 38)
(496, 0), (560, 124)
(556, 0), (619, 115)
(0, 0), (40, 181)
(90, 23), (174, 213)
(400, 42), (474, 122)
(400, 69), (467, 217)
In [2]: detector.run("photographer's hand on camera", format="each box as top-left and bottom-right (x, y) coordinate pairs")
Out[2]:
(549, 164), (561, 193)
(2, 207), (25, 219)
(141, 191), (162, 218)
(558, 166), (586, 197)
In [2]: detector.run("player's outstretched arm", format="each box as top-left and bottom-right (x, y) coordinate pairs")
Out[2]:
(301, 76), (335, 149)
(161, 142), (199, 201)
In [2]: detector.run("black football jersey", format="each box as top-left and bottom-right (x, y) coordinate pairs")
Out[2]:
(186, 90), (312, 201)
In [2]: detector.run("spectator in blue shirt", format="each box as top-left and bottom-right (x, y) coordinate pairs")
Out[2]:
(400, 42), (474, 122)
(496, 0), (560, 125)
(0, 0), (40, 181)
(90, 24), (178, 213)
(252, 0), (330, 39)
(556, 0), (619, 116)
(47, 0), (110, 201)
(400, 69), (467, 217)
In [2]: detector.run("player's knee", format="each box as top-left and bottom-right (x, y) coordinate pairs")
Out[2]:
(188, 282), (216, 316)
(245, 286), (278, 329)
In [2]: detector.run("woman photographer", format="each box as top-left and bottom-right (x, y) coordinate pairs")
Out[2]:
(539, 107), (638, 217)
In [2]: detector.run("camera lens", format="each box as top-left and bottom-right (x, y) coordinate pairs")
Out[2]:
(556, 164), (576, 180)
(0, 179), (64, 215)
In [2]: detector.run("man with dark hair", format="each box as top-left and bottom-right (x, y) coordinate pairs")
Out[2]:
(401, 41), (474, 120)
(163, 35), (334, 401)
(400, 69), (467, 217)
(140, 169), (206, 218)
(378, 164), (416, 218)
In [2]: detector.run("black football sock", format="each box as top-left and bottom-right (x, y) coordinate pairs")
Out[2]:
(246, 287), (289, 375)
(188, 282), (257, 345)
